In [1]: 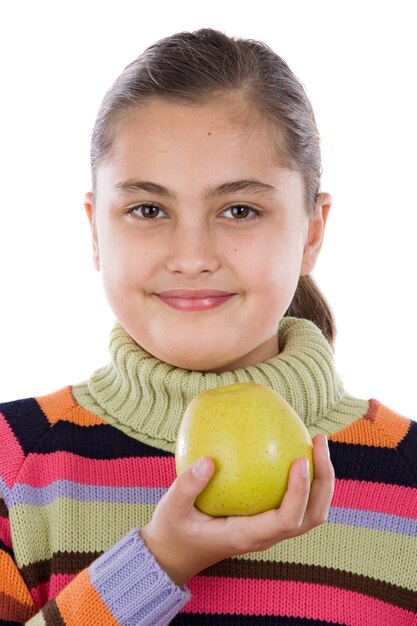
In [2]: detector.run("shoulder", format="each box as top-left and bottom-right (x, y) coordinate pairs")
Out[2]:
(0, 386), (105, 434)
(330, 399), (414, 447)
(329, 399), (417, 486)
(0, 387), (105, 490)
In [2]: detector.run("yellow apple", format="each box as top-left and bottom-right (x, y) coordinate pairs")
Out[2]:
(175, 382), (313, 516)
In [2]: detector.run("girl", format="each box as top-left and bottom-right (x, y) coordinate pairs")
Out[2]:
(0, 28), (416, 626)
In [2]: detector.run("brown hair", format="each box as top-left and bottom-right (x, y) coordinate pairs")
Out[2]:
(90, 28), (336, 346)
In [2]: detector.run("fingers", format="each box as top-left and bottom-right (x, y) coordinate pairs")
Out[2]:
(258, 436), (332, 539)
(142, 438), (334, 583)
(280, 434), (334, 535)
(229, 435), (334, 552)
(164, 457), (215, 517)
(238, 457), (310, 550)
(303, 434), (335, 527)
(276, 456), (312, 530)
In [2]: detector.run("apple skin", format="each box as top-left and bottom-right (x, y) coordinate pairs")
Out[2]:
(175, 382), (313, 517)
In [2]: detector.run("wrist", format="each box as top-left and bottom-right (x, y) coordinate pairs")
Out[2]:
(89, 528), (190, 623)
(139, 526), (188, 588)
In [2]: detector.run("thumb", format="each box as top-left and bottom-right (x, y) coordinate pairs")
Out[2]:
(191, 456), (214, 482)
(169, 457), (215, 514)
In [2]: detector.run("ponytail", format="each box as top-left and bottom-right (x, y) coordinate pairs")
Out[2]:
(285, 275), (336, 348)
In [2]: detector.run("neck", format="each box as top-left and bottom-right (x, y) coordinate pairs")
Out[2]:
(72, 317), (369, 452)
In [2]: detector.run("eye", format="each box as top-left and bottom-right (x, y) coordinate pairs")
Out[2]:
(128, 203), (166, 219)
(222, 205), (261, 221)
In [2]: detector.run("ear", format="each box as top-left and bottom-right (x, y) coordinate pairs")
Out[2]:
(84, 191), (100, 271)
(300, 192), (332, 276)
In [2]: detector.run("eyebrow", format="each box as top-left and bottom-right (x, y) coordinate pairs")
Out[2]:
(113, 179), (277, 199)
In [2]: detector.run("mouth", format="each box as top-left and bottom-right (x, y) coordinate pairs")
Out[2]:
(155, 289), (237, 312)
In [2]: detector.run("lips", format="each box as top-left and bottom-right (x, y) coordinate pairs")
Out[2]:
(155, 289), (236, 311)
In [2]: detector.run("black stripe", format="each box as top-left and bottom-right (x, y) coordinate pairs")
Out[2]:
(0, 398), (50, 455)
(21, 551), (102, 588)
(328, 440), (416, 487)
(33, 419), (172, 459)
(0, 539), (14, 560)
(0, 498), (8, 517)
(398, 419), (417, 483)
(202, 559), (417, 613)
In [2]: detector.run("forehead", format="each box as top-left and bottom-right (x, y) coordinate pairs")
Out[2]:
(95, 98), (302, 199)
(110, 97), (284, 162)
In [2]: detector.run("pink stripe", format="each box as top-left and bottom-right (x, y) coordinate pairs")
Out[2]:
(185, 577), (416, 625)
(17, 451), (176, 488)
(0, 412), (25, 489)
(31, 573), (76, 608)
(0, 516), (12, 548)
(333, 479), (417, 519)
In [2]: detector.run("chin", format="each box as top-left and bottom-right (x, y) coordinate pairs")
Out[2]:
(159, 349), (235, 373)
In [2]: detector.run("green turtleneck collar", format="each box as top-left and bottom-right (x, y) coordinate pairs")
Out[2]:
(72, 317), (369, 453)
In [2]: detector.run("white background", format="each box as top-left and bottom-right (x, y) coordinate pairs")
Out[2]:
(0, 1), (415, 418)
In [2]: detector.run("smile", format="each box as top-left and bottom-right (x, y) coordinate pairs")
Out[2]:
(155, 290), (237, 312)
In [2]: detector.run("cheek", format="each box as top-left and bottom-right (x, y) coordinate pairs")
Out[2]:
(99, 237), (145, 293)
(260, 267), (299, 306)
(93, 212), (155, 302)
(239, 236), (304, 307)
(240, 235), (302, 278)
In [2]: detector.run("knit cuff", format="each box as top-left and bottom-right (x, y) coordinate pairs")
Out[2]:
(89, 528), (191, 625)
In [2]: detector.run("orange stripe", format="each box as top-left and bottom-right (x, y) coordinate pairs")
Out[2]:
(36, 386), (106, 427)
(330, 400), (411, 448)
(0, 550), (35, 608)
(56, 568), (119, 625)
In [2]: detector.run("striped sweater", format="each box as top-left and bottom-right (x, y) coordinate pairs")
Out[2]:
(1, 317), (417, 625)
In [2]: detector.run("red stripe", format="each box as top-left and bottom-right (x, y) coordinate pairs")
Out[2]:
(0, 413), (25, 488)
(332, 479), (417, 519)
(0, 517), (12, 548)
(16, 451), (176, 488)
(185, 577), (416, 625)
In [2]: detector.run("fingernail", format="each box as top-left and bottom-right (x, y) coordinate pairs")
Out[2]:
(192, 457), (210, 481)
(300, 457), (309, 479)
(319, 434), (330, 458)
(317, 433), (330, 458)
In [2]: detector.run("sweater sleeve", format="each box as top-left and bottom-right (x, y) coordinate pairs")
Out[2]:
(0, 402), (190, 625)
(0, 521), (190, 625)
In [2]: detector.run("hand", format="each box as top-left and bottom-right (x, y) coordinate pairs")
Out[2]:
(140, 433), (334, 588)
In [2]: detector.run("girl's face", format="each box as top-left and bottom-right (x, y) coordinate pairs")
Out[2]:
(86, 99), (330, 372)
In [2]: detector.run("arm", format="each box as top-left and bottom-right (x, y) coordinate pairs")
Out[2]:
(0, 404), (189, 626)
(0, 516), (190, 625)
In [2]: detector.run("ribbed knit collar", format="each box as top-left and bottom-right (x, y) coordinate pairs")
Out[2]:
(72, 317), (369, 452)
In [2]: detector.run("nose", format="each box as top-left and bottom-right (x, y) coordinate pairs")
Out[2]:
(165, 223), (220, 276)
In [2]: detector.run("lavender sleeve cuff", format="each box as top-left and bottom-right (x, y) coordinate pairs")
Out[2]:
(88, 528), (191, 625)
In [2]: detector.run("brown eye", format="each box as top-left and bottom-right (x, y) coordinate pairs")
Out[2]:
(140, 204), (160, 218)
(130, 204), (165, 219)
(222, 205), (260, 221)
(231, 206), (251, 219)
